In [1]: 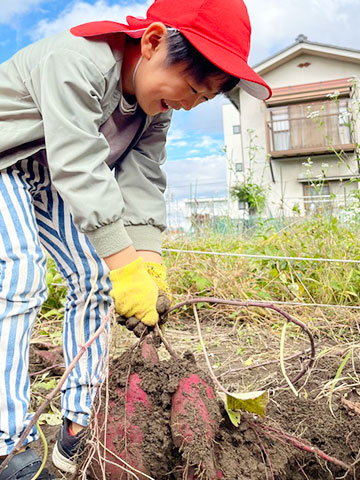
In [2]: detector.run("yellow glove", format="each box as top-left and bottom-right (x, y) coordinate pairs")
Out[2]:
(144, 262), (172, 314)
(144, 262), (171, 295)
(109, 257), (159, 326)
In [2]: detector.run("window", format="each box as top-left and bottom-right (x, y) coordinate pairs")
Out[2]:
(235, 162), (243, 172)
(233, 125), (240, 134)
(338, 99), (352, 144)
(303, 183), (331, 213)
(271, 107), (290, 151)
(269, 99), (352, 153)
(238, 199), (247, 210)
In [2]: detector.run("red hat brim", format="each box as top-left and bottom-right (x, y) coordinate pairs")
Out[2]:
(70, 18), (151, 39)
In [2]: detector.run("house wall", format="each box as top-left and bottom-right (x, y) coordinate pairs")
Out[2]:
(184, 198), (229, 218)
(267, 156), (359, 216)
(227, 50), (360, 217)
(222, 103), (245, 219)
(264, 54), (360, 86)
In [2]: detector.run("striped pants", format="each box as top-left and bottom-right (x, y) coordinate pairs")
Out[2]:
(0, 159), (112, 455)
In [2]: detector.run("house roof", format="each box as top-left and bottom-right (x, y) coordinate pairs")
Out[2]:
(253, 35), (360, 76)
(266, 77), (353, 106)
(227, 35), (360, 108)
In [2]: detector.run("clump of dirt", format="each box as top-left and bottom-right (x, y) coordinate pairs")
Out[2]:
(266, 356), (360, 479)
(29, 344), (64, 376)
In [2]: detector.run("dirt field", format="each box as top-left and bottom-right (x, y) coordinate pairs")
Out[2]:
(29, 308), (360, 479)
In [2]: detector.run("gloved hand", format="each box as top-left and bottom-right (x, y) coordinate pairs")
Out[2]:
(116, 262), (172, 338)
(109, 257), (159, 326)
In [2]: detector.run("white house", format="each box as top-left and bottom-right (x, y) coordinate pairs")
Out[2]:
(184, 196), (230, 230)
(223, 35), (360, 218)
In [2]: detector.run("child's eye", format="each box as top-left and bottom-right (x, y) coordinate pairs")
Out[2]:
(190, 85), (209, 101)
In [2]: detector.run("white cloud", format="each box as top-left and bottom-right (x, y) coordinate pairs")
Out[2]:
(164, 153), (227, 200)
(30, 0), (151, 41)
(247, 0), (360, 65)
(196, 136), (214, 148)
(167, 128), (186, 145)
(0, 0), (45, 23)
(195, 135), (222, 150)
(172, 140), (188, 147)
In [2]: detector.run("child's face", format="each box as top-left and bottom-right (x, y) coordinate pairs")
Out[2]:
(133, 29), (223, 116)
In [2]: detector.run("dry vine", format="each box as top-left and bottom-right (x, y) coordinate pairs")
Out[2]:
(249, 421), (351, 471)
(164, 296), (316, 384)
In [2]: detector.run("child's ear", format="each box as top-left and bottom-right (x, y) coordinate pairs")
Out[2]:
(141, 22), (168, 60)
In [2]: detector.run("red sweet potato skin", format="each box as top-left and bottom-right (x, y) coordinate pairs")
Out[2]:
(91, 374), (151, 479)
(90, 340), (160, 479)
(140, 339), (160, 366)
(89, 342), (223, 479)
(170, 374), (223, 479)
(171, 374), (216, 446)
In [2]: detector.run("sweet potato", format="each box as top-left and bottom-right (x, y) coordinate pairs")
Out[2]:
(89, 340), (159, 479)
(170, 373), (223, 479)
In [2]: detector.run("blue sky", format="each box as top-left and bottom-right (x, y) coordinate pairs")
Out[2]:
(1, 0), (360, 209)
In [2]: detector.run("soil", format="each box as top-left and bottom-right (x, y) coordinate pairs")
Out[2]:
(29, 317), (360, 480)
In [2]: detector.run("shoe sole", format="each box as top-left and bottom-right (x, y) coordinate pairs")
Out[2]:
(52, 442), (77, 474)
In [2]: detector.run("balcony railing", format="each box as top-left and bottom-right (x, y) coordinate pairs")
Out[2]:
(266, 112), (355, 158)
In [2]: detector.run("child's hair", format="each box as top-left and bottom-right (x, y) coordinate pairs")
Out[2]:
(165, 28), (239, 93)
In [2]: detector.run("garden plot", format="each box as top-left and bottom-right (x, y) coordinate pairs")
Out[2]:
(29, 304), (360, 480)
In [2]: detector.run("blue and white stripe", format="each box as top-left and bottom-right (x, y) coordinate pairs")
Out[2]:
(0, 159), (112, 455)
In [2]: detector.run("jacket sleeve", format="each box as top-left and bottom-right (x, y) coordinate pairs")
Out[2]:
(28, 48), (133, 257)
(116, 110), (172, 254)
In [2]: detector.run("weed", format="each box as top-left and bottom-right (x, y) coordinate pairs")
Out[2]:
(42, 257), (67, 317)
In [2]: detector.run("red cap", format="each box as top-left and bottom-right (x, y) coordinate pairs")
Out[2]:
(71, 0), (272, 100)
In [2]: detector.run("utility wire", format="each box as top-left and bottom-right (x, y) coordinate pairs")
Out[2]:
(163, 248), (360, 265)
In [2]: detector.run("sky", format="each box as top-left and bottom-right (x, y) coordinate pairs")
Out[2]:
(1, 0), (360, 222)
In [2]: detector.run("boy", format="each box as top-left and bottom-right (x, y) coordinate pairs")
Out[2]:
(0, 0), (271, 478)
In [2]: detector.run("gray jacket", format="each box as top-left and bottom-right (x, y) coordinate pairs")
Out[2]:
(0, 30), (171, 257)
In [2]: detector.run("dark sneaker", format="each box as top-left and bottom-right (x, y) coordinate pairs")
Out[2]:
(0, 448), (56, 480)
(52, 418), (87, 474)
